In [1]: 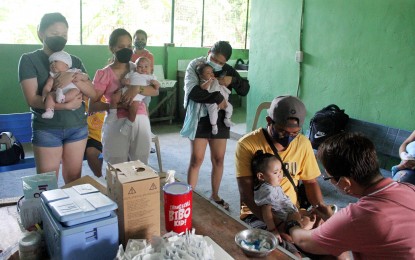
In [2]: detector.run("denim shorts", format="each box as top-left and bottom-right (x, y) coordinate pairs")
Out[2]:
(32, 126), (88, 147)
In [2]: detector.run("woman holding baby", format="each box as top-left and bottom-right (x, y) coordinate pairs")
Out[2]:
(89, 28), (159, 165)
(18, 12), (95, 184)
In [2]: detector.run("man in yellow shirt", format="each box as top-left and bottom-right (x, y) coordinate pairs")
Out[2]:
(235, 95), (326, 228)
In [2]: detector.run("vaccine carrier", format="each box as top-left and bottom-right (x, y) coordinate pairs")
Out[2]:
(40, 184), (118, 260)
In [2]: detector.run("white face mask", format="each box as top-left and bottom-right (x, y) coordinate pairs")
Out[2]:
(207, 54), (223, 72)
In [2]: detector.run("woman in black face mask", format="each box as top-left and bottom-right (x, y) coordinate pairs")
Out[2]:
(89, 28), (159, 165)
(18, 12), (96, 184)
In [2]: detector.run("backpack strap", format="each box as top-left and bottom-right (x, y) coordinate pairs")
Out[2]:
(14, 139), (25, 160)
(261, 128), (298, 194)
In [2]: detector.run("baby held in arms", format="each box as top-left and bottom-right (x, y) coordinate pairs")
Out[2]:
(196, 62), (234, 135)
(42, 51), (90, 119)
(117, 57), (160, 136)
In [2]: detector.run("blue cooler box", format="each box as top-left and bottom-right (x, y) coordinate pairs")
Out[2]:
(40, 184), (119, 260)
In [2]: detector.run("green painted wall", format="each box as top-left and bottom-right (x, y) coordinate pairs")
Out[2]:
(0, 44), (248, 115)
(4, 1), (413, 131)
(249, 0), (415, 132)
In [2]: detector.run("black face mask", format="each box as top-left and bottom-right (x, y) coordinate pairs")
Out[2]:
(45, 36), (67, 52)
(115, 48), (133, 63)
(271, 127), (294, 148)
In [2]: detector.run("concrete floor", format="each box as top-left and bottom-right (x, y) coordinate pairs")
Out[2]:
(0, 117), (362, 221)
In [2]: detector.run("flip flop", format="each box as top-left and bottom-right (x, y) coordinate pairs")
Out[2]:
(212, 198), (230, 210)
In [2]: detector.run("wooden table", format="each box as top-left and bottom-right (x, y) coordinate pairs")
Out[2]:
(0, 188), (294, 260)
(160, 190), (294, 260)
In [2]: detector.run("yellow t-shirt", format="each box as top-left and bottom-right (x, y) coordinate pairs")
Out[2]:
(85, 97), (106, 142)
(235, 128), (321, 217)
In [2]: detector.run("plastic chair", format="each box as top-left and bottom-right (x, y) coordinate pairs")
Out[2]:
(151, 133), (163, 173)
(251, 101), (271, 131)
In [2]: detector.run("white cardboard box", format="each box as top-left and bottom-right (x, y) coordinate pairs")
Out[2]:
(106, 160), (160, 246)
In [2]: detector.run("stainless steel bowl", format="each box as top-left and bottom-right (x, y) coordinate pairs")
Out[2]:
(234, 229), (278, 258)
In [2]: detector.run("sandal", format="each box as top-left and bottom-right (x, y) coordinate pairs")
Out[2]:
(211, 198), (230, 210)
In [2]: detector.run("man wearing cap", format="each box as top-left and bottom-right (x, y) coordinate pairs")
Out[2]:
(235, 95), (325, 229)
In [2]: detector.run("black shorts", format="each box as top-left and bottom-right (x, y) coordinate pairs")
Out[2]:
(195, 110), (230, 139)
(86, 138), (102, 152)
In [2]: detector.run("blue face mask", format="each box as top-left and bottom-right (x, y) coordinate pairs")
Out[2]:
(271, 127), (295, 148)
(207, 55), (223, 72)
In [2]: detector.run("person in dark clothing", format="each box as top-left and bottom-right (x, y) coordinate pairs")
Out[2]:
(180, 41), (250, 209)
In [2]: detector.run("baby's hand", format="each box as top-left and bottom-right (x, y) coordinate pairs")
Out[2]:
(150, 80), (160, 90)
(200, 78), (213, 90)
(54, 71), (75, 89)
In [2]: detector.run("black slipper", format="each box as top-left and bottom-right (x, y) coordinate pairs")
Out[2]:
(212, 198), (230, 210)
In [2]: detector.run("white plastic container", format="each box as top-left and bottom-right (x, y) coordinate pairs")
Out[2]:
(19, 231), (41, 260)
(40, 184), (119, 260)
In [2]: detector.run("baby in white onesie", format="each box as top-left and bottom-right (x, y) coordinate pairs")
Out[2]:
(196, 62), (234, 135)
